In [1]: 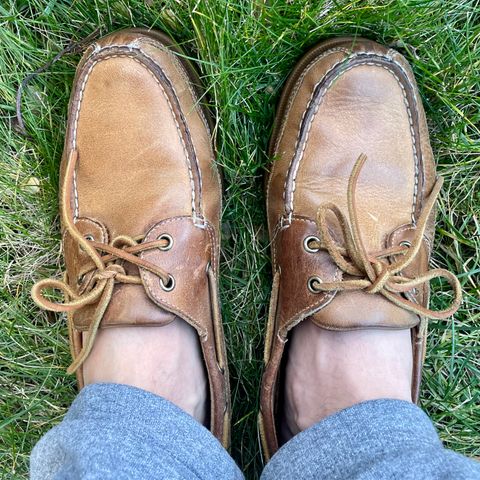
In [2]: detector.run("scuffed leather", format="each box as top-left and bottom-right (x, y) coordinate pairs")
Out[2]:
(140, 216), (217, 337)
(261, 37), (437, 459)
(272, 216), (341, 337)
(60, 30), (229, 447)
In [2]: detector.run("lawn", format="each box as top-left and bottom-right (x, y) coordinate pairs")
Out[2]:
(0, 0), (479, 478)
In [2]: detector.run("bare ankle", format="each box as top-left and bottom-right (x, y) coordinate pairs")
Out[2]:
(82, 319), (207, 423)
(283, 319), (413, 437)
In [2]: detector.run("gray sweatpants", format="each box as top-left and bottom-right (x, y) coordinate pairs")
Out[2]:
(31, 383), (480, 479)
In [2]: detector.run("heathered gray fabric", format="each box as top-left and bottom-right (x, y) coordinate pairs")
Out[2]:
(30, 383), (243, 480)
(262, 399), (480, 480)
(31, 385), (480, 479)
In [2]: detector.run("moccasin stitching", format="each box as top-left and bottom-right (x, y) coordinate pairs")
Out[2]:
(71, 50), (198, 222)
(279, 53), (421, 229)
(288, 60), (419, 226)
(272, 46), (351, 155)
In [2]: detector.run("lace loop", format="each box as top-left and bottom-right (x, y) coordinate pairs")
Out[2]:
(309, 154), (462, 320)
(31, 150), (174, 373)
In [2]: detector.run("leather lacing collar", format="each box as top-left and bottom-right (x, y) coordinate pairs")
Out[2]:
(31, 150), (174, 373)
(307, 154), (462, 320)
(31, 151), (462, 373)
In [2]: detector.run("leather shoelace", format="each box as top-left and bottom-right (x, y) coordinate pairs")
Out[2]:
(308, 153), (462, 320)
(31, 150), (172, 373)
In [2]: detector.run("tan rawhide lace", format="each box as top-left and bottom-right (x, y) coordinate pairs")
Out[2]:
(31, 150), (173, 373)
(308, 154), (462, 320)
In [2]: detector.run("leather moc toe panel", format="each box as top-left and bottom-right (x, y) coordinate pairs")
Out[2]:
(32, 29), (229, 447)
(260, 37), (462, 459)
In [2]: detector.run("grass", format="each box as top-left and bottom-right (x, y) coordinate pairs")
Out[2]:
(0, 0), (479, 478)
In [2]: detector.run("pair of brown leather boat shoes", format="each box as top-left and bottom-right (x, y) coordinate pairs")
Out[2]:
(32, 29), (462, 459)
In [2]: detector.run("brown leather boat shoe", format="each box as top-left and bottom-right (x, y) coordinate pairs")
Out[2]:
(260, 37), (462, 459)
(31, 29), (230, 446)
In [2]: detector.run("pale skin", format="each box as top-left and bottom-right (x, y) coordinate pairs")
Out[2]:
(83, 319), (208, 424)
(83, 316), (413, 438)
(281, 319), (413, 440)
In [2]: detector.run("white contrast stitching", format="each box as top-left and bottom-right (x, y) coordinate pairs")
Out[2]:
(71, 49), (197, 221)
(273, 47), (350, 155)
(284, 53), (420, 225)
(141, 38), (212, 137)
(71, 58), (98, 220)
(390, 223), (432, 258)
(135, 47), (201, 220)
(390, 224), (414, 245)
(143, 40), (221, 228)
(267, 47), (350, 230)
(282, 57), (347, 224)
(160, 52), (207, 224)
(76, 216), (108, 243)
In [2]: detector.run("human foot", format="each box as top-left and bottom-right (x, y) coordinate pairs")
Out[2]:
(31, 29), (230, 445)
(83, 321), (208, 423)
(260, 37), (461, 459)
(281, 320), (412, 439)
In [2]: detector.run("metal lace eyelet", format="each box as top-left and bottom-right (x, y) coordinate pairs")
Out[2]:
(307, 276), (322, 293)
(160, 274), (175, 292)
(304, 235), (320, 253)
(399, 240), (411, 248)
(158, 233), (173, 251)
(84, 234), (95, 241)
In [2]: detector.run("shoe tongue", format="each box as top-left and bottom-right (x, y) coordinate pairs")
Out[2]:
(72, 266), (176, 331)
(310, 289), (419, 330)
(102, 283), (177, 327)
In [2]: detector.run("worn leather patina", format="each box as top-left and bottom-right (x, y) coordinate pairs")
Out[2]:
(260, 37), (462, 459)
(32, 29), (230, 447)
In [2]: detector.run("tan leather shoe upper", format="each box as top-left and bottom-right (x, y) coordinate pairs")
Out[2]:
(32, 29), (230, 446)
(260, 37), (462, 459)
